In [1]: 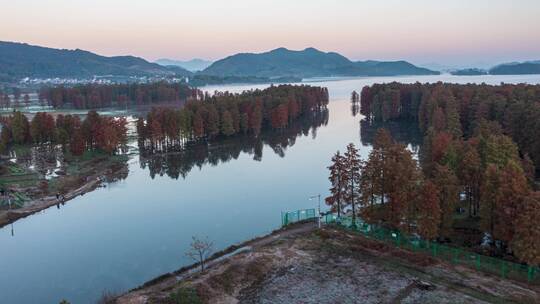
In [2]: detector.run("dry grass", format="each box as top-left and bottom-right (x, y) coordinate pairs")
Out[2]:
(116, 225), (540, 304)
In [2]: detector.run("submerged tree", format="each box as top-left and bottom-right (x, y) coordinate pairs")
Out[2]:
(351, 90), (360, 104)
(0, 110), (126, 156)
(136, 85), (329, 152)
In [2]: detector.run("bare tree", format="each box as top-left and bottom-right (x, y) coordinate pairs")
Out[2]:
(97, 290), (119, 304)
(186, 236), (213, 271)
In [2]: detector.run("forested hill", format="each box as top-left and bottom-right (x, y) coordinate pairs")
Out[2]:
(0, 41), (191, 81)
(202, 47), (439, 78)
(155, 58), (213, 72)
(489, 61), (540, 75)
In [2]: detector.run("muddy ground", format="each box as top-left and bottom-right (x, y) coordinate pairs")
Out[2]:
(116, 222), (539, 304)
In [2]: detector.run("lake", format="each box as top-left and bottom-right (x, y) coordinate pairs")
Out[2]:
(2, 74), (540, 304)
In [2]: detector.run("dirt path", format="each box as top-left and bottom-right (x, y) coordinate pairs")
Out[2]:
(0, 172), (111, 228)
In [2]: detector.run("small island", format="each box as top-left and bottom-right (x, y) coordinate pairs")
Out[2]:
(450, 68), (488, 76)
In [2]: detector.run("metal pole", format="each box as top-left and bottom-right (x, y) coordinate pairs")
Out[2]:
(309, 194), (322, 229)
(8, 194), (14, 236)
(317, 194), (321, 229)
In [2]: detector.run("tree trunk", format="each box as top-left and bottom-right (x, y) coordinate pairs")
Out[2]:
(199, 251), (204, 271)
(351, 178), (356, 227)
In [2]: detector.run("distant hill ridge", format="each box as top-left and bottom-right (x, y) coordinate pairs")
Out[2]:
(155, 58), (213, 72)
(4, 41), (539, 82)
(202, 47), (439, 78)
(0, 41), (191, 81)
(489, 61), (540, 75)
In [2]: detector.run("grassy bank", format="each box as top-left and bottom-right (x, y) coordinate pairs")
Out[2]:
(0, 147), (129, 227)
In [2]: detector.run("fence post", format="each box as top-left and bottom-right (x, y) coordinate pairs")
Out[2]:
(501, 261), (507, 279)
(395, 232), (401, 247)
(527, 266), (534, 282)
(475, 255), (481, 271)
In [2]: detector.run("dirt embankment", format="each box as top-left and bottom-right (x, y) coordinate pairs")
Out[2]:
(0, 154), (129, 228)
(115, 223), (540, 304)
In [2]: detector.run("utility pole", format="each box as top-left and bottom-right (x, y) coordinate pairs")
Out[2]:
(7, 193), (13, 236)
(309, 194), (321, 229)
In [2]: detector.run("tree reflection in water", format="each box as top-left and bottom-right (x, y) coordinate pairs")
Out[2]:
(359, 118), (423, 154)
(139, 109), (329, 179)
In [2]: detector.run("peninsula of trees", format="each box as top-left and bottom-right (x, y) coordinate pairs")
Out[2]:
(140, 107), (328, 179)
(136, 85), (329, 152)
(326, 82), (540, 265)
(0, 111), (127, 155)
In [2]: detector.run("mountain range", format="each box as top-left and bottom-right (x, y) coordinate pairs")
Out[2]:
(0, 41), (191, 82)
(155, 58), (213, 72)
(202, 47), (439, 78)
(2, 41), (539, 84)
(0, 42), (439, 82)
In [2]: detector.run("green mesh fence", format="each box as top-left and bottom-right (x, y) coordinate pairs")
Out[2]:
(281, 208), (317, 226)
(283, 211), (539, 284)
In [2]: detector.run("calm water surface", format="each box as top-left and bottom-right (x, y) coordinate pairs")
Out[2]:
(1, 74), (540, 304)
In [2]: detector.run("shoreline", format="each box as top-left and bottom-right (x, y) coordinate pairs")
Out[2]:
(115, 221), (317, 302)
(0, 165), (128, 229)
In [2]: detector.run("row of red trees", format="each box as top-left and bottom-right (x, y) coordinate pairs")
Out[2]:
(139, 108), (328, 180)
(354, 82), (540, 265)
(360, 82), (540, 172)
(38, 82), (199, 109)
(0, 90), (31, 109)
(0, 111), (127, 155)
(327, 132), (429, 238)
(136, 85), (329, 152)
(327, 130), (540, 265)
(418, 115), (539, 265)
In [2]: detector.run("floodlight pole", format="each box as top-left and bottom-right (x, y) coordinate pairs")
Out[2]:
(7, 193), (13, 236)
(309, 194), (321, 229)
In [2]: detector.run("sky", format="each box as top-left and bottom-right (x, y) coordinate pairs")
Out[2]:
(1, 0), (540, 68)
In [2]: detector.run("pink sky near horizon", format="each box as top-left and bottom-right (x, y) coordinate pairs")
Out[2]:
(1, 0), (540, 67)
